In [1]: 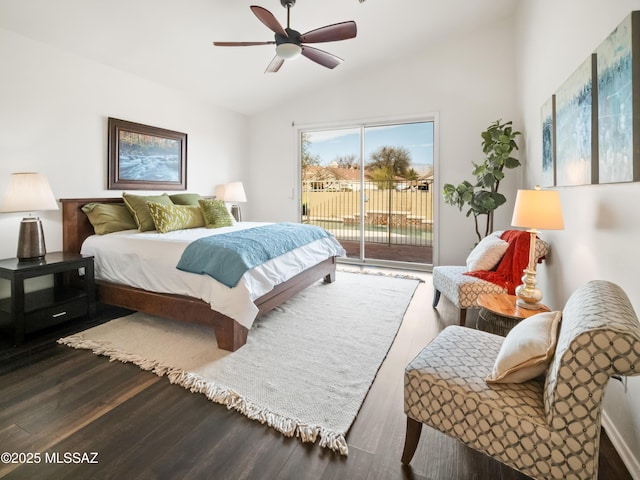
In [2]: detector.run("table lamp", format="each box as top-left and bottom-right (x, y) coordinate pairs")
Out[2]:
(511, 185), (564, 309)
(223, 181), (247, 222)
(0, 172), (59, 261)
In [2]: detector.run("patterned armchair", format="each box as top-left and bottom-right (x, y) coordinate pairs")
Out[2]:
(402, 280), (640, 479)
(432, 235), (548, 326)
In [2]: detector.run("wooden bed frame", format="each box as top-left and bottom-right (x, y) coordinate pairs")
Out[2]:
(60, 198), (337, 352)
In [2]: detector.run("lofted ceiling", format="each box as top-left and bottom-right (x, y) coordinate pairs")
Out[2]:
(0, 0), (518, 116)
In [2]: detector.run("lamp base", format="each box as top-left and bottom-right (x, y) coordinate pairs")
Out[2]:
(515, 297), (543, 310)
(515, 268), (543, 310)
(230, 205), (242, 222)
(17, 217), (47, 261)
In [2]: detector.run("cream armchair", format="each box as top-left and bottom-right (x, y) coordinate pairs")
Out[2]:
(403, 280), (640, 479)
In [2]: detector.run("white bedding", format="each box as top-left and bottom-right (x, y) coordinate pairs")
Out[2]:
(81, 222), (346, 329)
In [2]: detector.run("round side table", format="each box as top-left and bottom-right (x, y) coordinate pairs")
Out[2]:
(476, 294), (550, 336)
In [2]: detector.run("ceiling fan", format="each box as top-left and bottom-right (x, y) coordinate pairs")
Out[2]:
(213, 0), (357, 73)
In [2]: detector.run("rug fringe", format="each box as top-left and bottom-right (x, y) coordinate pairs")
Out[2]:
(57, 334), (349, 455)
(337, 266), (424, 282)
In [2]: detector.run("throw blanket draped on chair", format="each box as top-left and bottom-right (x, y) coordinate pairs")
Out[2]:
(464, 230), (535, 294)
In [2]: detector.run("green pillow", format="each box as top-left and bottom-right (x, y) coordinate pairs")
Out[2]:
(81, 202), (137, 235)
(198, 199), (235, 228)
(147, 202), (205, 233)
(170, 193), (203, 206)
(122, 192), (173, 232)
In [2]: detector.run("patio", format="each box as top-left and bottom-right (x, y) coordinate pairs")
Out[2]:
(339, 240), (433, 265)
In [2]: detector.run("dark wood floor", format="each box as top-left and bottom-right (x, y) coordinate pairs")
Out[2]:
(0, 275), (632, 480)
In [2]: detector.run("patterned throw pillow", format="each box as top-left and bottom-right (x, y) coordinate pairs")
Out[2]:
(147, 202), (205, 233)
(198, 198), (235, 228)
(486, 310), (562, 383)
(123, 192), (174, 232)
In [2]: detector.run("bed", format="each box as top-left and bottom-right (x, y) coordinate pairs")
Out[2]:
(60, 197), (341, 352)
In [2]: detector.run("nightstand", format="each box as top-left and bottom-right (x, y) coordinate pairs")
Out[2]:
(476, 293), (550, 336)
(0, 252), (95, 346)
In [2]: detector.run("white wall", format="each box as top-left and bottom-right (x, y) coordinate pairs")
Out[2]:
(248, 16), (519, 266)
(515, 1), (640, 475)
(0, 28), (248, 261)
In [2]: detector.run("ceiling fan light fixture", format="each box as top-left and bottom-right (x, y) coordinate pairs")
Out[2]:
(276, 42), (302, 59)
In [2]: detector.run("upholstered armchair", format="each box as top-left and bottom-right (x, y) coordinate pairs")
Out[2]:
(432, 230), (549, 326)
(403, 280), (640, 479)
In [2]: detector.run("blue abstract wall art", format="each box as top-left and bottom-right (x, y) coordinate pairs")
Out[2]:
(555, 55), (594, 186)
(541, 96), (555, 187)
(597, 11), (640, 183)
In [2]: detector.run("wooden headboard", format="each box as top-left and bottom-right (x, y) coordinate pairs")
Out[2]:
(60, 197), (123, 254)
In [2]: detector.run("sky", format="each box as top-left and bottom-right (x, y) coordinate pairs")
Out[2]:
(305, 122), (434, 173)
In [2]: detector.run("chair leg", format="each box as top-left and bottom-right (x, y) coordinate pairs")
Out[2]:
(401, 417), (423, 465)
(458, 308), (467, 326)
(432, 289), (441, 308)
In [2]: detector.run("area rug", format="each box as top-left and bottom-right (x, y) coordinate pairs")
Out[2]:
(58, 271), (420, 455)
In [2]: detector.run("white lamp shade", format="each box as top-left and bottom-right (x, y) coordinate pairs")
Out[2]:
(0, 172), (59, 213)
(511, 187), (564, 230)
(223, 182), (247, 203)
(214, 184), (226, 199)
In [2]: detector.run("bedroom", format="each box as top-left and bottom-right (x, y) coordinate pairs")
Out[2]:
(1, 0), (640, 479)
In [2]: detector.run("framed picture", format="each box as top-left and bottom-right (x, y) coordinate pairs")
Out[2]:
(541, 95), (556, 187)
(108, 117), (187, 190)
(597, 11), (640, 183)
(555, 54), (596, 186)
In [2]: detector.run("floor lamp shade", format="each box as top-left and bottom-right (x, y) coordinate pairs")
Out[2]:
(223, 181), (247, 222)
(511, 186), (564, 309)
(0, 172), (59, 261)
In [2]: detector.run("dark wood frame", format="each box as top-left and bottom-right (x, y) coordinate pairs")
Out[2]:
(108, 117), (187, 191)
(60, 198), (337, 352)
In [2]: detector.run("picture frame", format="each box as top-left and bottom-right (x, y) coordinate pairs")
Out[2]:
(108, 117), (187, 190)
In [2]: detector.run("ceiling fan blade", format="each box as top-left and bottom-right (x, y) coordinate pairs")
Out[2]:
(265, 56), (285, 73)
(250, 5), (288, 37)
(213, 41), (275, 47)
(300, 21), (357, 43)
(301, 46), (343, 69)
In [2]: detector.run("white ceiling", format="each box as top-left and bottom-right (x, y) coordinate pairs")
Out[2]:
(0, 0), (518, 116)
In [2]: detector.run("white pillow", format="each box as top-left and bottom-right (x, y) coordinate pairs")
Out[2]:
(486, 310), (562, 384)
(466, 233), (509, 271)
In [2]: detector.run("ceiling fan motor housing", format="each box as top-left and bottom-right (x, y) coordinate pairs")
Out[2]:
(275, 28), (302, 46)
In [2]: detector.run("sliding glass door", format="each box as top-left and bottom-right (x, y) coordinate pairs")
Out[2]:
(300, 117), (435, 267)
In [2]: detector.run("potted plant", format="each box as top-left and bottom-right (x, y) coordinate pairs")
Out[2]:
(443, 119), (521, 243)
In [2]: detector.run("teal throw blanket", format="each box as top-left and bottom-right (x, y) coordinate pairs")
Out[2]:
(176, 223), (333, 288)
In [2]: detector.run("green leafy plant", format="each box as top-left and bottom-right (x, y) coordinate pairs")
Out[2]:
(443, 119), (521, 242)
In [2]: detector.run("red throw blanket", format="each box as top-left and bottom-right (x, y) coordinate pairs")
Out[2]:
(464, 230), (532, 294)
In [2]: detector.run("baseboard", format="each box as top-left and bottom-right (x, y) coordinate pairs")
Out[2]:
(602, 410), (640, 480)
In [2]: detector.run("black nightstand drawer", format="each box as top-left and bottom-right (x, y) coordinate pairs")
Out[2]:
(24, 298), (89, 333)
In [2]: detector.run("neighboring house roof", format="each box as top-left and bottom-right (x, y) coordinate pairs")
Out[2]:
(303, 165), (435, 183)
(303, 166), (374, 182)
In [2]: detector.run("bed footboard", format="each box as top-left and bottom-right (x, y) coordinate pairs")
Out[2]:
(97, 280), (248, 351)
